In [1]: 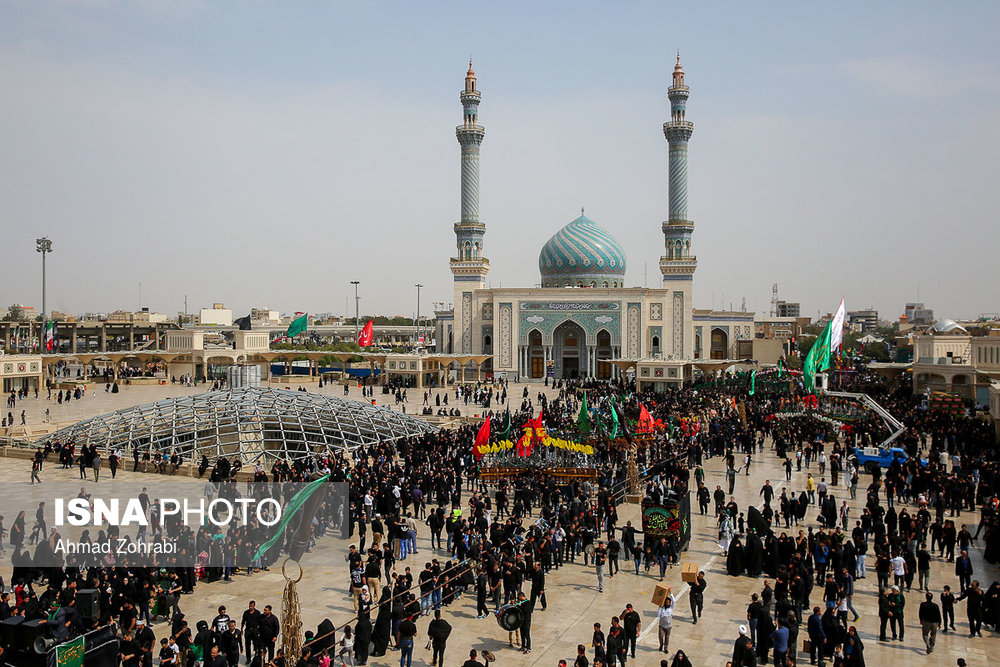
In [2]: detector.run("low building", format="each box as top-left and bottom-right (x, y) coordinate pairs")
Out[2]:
(0, 354), (43, 394)
(905, 302), (934, 326)
(775, 301), (800, 318)
(912, 319), (1000, 406)
(847, 308), (879, 333)
(198, 304), (233, 327)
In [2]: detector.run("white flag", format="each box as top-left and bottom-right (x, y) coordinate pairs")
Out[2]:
(831, 298), (846, 351)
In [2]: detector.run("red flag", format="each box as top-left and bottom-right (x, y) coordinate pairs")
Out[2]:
(517, 410), (545, 458)
(637, 404), (654, 434)
(473, 416), (490, 460)
(357, 319), (374, 347)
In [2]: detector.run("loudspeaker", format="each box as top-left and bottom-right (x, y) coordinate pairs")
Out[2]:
(14, 619), (48, 653)
(32, 636), (56, 655)
(77, 588), (101, 620)
(0, 616), (25, 648)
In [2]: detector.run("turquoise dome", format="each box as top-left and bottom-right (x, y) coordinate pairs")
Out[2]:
(538, 214), (627, 288)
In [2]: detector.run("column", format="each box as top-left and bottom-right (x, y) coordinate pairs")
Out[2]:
(128, 326), (134, 351)
(101, 326), (107, 353)
(71, 326), (78, 354)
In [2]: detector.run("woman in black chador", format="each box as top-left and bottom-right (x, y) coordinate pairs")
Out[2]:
(727, 536), (745, 576)
(370, 587), (393, 656)
(744, 530), (764, 578)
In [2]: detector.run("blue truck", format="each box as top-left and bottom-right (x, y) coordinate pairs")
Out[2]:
(851, 446), (927, 472)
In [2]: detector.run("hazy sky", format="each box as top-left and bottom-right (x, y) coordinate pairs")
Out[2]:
(2, 1), (998, 322)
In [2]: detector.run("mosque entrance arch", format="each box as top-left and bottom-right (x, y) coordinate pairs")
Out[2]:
(710, 328), (729, 360)
(554, 320), (586, 380)
(596, 330), (613, 379)
(528, 330), (544, 379)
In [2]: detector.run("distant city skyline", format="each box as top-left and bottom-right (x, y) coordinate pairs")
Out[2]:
(1, 2), (998, 321)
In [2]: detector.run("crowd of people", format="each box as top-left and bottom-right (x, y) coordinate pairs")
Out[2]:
(0, 366), (996, 666)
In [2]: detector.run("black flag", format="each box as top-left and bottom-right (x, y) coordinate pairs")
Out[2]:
(234, 315), (251, 330)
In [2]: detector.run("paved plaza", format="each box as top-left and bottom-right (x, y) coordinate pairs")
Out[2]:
(1, 380), (996, 665)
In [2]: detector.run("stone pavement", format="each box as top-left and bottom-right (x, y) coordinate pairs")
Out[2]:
(0, 380), (997, 665)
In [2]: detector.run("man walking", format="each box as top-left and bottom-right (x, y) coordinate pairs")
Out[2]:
(957, 579), (984, 637)
(689, 571), (706, 624)
(918, 592), (941, 654)
(656, 593), (676, 654)
(427, 609), (451, 667)
(594, 541), (607, 593)
(620, 604), (640, 659)
(807, 606), (826, 665)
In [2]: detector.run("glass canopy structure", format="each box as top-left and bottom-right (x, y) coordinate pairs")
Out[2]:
(36, 387), (437, 465)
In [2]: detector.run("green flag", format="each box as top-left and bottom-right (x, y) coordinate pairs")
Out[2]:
(251, 474), (330, 563)
(615, 403), (631, 438)
(577, 392), (590, 435)
(500, 409), (511, 439)
(609, 400), (619, 439)
(286, 313), (308, 338)
(55, 634), (85, 667)
(748, 370), (756, 396)
(803, 320), (832, 394)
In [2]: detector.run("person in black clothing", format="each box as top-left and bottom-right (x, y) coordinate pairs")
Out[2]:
(475, 569), (490, 619)
(205, 646), (229, 667)
(158, 638), (176, 666)
(241, 600), (261, 661)
(258, 605), (280, 661)
(354, 615), (372, 666)
(221, 620), (242, 667)
(957, 579), (985, 637)
(427, 609), (452, 667)
(371, 588), (393, 656)
(689, 572), (707, 624)
(530, 562), (547, 611)
(518, 591), (534, 654)
(120, 631), (141, 667)
(462, 649), (486, 667)
(620, 604), (641, 658)
(941, 585), (957, 632)
(574, 644), (590, 667)
(918, 592), (941, 654)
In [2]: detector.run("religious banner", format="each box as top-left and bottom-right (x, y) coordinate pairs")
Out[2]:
(640, 493), (692, 551)
(52, 634), (84, 667)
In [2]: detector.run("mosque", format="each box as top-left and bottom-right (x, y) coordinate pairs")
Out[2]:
(435, 58), (758, 388)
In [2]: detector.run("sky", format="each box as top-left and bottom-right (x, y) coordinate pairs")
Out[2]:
(1, 1), (998, 322)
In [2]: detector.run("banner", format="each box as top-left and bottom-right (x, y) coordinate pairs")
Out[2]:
(640, 493), (691, 550)
(804, 319), (832, 393)
(831, 298), (846, 352)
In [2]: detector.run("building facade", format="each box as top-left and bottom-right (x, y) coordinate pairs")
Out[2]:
(437, 58), (750, 380)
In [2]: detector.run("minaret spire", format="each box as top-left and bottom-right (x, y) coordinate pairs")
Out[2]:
(660, 53), (696, 281)
(450, 62), (488, 353)
(659, 55), (697, 360)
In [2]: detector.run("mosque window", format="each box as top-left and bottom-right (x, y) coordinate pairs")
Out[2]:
(602, 281), (609, 288)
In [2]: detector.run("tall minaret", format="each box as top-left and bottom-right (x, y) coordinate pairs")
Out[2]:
(450, 62), (489, 353)
(660, 55), (697, 358)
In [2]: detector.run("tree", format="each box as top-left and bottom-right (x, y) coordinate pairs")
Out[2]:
(861, 342), (890, 362)
(5, 304), (25, 322)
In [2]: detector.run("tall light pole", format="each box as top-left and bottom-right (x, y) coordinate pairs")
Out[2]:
(414, 284), (423, 349)
(350, 281), (360, 343)
(36, 237), (53, 327)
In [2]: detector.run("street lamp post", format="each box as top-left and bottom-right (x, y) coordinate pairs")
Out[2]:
(414, 284), (424, 350)
(36, 237), (52, 350)
(350, 281), (360, 343)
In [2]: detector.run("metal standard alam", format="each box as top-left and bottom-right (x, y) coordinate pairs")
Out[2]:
(35, 386), (437, 464)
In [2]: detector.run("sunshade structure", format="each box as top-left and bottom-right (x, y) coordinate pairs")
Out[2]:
(35, 387), (437, 466)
